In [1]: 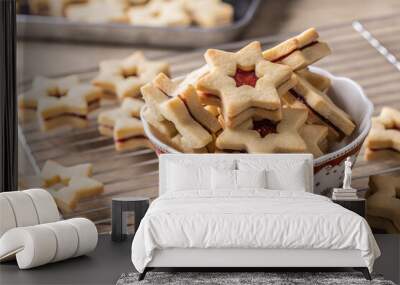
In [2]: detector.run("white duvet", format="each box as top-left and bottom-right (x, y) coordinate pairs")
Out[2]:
(131, 190), (380, 273)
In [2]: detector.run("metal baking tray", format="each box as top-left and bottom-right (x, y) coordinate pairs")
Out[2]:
(16, 0), (261, 47)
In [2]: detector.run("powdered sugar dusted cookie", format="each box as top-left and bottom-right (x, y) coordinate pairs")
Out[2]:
(300, 124), (329, 158)
(98, 98), (151, 151)
(366, 174), (400, 233)
(128, 0), (191, 27)
(183, 0), (233, 28)
(365, 107), (400, 160)
(291, 75), (355, 136)
(263, 28), (331, 71)
(92, 52), (169, 100)
(196, 41), (293, 120)
(19, 75), (79, 111)
(216, 108), (308, 153)
(38, 84), (102, 131)
(66, 0), (129, 24)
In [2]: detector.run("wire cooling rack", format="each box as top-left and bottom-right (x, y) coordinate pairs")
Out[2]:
(18, 14), (400, 232)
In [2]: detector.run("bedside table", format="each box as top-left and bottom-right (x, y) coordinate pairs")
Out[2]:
(112, 197), (150, 242)
(332, 198), (365, 217)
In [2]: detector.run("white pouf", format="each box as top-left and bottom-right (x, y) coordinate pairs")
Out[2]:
(24, 189), (60, 224)
(1, 191), (39, 227)
(0, 196), (17, 237)
(0, 189), (60, 238)
(0, 218), (98, 269)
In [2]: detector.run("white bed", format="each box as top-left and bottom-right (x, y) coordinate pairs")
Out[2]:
(131, 154), (380, 281)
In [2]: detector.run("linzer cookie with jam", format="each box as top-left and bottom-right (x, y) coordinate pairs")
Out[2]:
(300, 124), (329, 158)
(92, 51), (169, 100)
(196, 41), (295, 125)
(215, 108), (308, 153)
(263, 28), (331, 71)
(19, 75), (79, 112)
(290, 75), (355, 136)
(141, 73), (219, 150)
(364, 107), (400, 161)
(98, 98), (152, 151)
(281, 92), (341, 143)
(38, 84), (102, 131)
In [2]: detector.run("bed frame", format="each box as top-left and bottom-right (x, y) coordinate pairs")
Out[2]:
(139, 154), (371, 281)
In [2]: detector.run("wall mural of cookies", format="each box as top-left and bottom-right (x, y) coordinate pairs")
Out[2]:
(17, 27), (400, 234)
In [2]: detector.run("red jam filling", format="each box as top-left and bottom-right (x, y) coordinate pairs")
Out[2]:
(233, 69), (258, 87)
(253, 119), (277, 138)
(45, 113), (87, 121)
(116, 135), (146, 143)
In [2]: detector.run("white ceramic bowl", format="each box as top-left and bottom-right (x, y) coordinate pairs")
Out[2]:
(141, 67), (373, 195)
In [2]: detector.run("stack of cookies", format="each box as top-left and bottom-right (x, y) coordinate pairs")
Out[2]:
(94, 52), (170, 151)
(19, 76), (103, 131)
(364, 107), (400, 160)
(141, 28), (357, 157)
(27, 0), (234, 28)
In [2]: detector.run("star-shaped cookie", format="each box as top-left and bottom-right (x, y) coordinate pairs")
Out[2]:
(262, 28), (331, 71)
(98, 98), (151, 151)
(216, 108), (308, 153)
(367, 174), (400, 233)
(365, 107), (400, 160)
(141, 73), (219, 149)
(291, 75), (355, 136)
(19, 75), (79, 111)
(196, 41), (293, 119)
(38, 84), (102, 131)
(92, 51), (169, 100)
(300, 124), (329, 158)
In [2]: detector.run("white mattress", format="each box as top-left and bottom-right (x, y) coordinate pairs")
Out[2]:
(131, 190), (380, 273)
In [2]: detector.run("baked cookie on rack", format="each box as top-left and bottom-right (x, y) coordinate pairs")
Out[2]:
(92, 51), (169, 100)
(39, 160), (104, 214)
(37, 84), (102, 131)
(19, 75), (79, 112)
(42, 160), (93, 186)
(364, 107), (400, 161)
(98, 98), (151, 151)
(366, 174), (400, 233)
